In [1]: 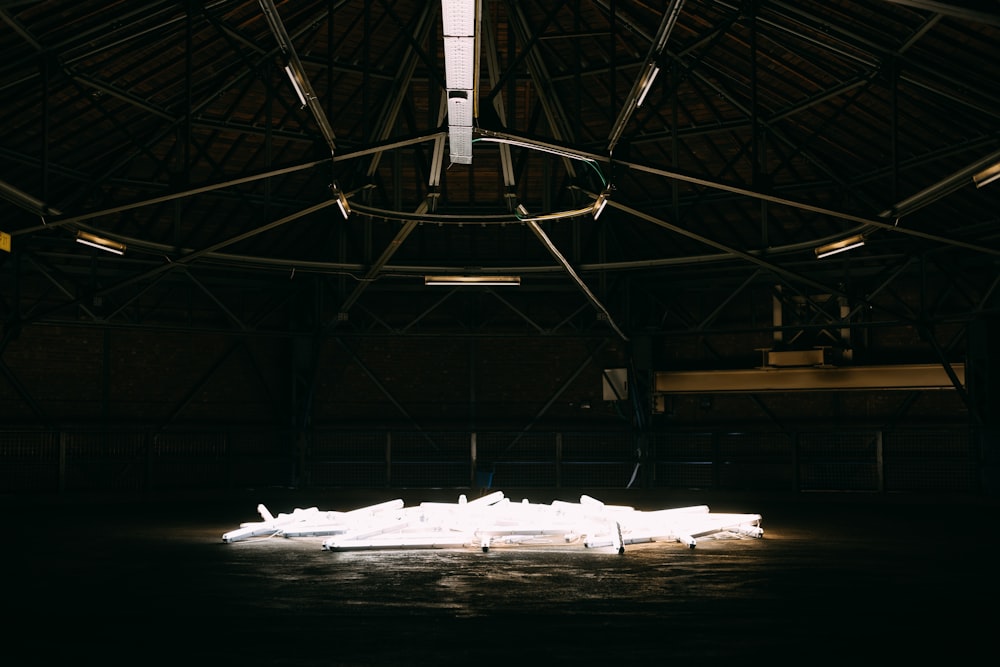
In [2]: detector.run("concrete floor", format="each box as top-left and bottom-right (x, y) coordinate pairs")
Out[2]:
(6, 487), (997, 664)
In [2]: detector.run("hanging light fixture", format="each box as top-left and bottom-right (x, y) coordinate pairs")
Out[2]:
(973, 161), (1000, 188)
(330, 183), (351, 218)
(636, 62), (661, 108)
(283, 65), (308, 108)
(592, 187), (613, 219)
(76, 230), (125, 255)
(424, 275), (520, 286)
(814, 234), (865, 259)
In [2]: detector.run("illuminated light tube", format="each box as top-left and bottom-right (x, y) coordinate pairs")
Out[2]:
(814, 234), (865, 259)
(221, 492), (765, 553)
(636, 63), (660, 108)
(330, 183), (351, 218)
(284, 65), (307, 107)
(76, 230), (125, 255)
(973, 161), (1000, 188)
(592, 189), (611, 219)
(335, 192), (350, 218)
(424, 275), (520, 286)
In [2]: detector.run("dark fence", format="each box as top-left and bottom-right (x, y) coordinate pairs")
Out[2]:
(0, 426), (987, 495)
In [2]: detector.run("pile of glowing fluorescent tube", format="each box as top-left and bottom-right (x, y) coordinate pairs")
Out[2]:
(222, 491), (763, 553)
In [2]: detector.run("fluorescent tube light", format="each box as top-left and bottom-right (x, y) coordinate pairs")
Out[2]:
(425, 275), (520, 286)
(636, 63), (660, 108)
(76, 230), (125, 255)
(284, 65), (307, 107)
(973, 161), (1000, 188)
(592, 188), (612, 219)
(335, 195), (350, 218)
(815, 234), (865, 259)
(330, 183), (351, 218)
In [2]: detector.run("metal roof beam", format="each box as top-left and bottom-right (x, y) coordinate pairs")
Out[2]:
(607, 0), (685, 154)
(880, 0), (1000, 27)
(259, 0), (337, 155)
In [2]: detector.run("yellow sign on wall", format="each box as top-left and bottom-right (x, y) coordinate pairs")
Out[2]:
(0, 230), (11, 253)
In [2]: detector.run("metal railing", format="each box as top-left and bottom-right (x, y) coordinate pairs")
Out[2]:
(0, 426), (987, 495)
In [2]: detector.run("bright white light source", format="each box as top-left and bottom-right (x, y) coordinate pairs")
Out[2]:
(336, 195), (350, 218)
(222, 490), (764, 553)
(425, 275), (520, 285)
(973, 161), (1000, 188)
(636, 63), (660, 107)
(815, 234), (865, 258)
(76, 230), (125, 255)
(331, 183), (351, 218)
(593, 190), (611, 219)
(284, 65), (307, 107)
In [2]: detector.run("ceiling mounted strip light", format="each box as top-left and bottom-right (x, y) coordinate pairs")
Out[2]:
(607, 0), (685, 154)
(259, 0), (337, 156)
(814, 234), (866, 259)
(973, 160), (1000, 188)
(424, 275), (520, 286)
(76, 230), (126, 255)
(441, 0), (480, 164)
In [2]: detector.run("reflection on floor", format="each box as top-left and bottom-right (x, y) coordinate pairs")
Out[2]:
(7, 487), (997, 663)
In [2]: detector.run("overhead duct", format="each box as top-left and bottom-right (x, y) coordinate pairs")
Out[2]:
(441, 0), (480, 164)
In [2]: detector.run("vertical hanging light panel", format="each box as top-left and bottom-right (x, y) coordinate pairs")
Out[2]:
(441, 0), (479, 164)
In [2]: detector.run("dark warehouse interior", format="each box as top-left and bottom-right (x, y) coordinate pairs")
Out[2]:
(1, 1), (999, 661)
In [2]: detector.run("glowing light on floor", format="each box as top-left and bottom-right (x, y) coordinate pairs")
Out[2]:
(222, 491), (763, 553)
